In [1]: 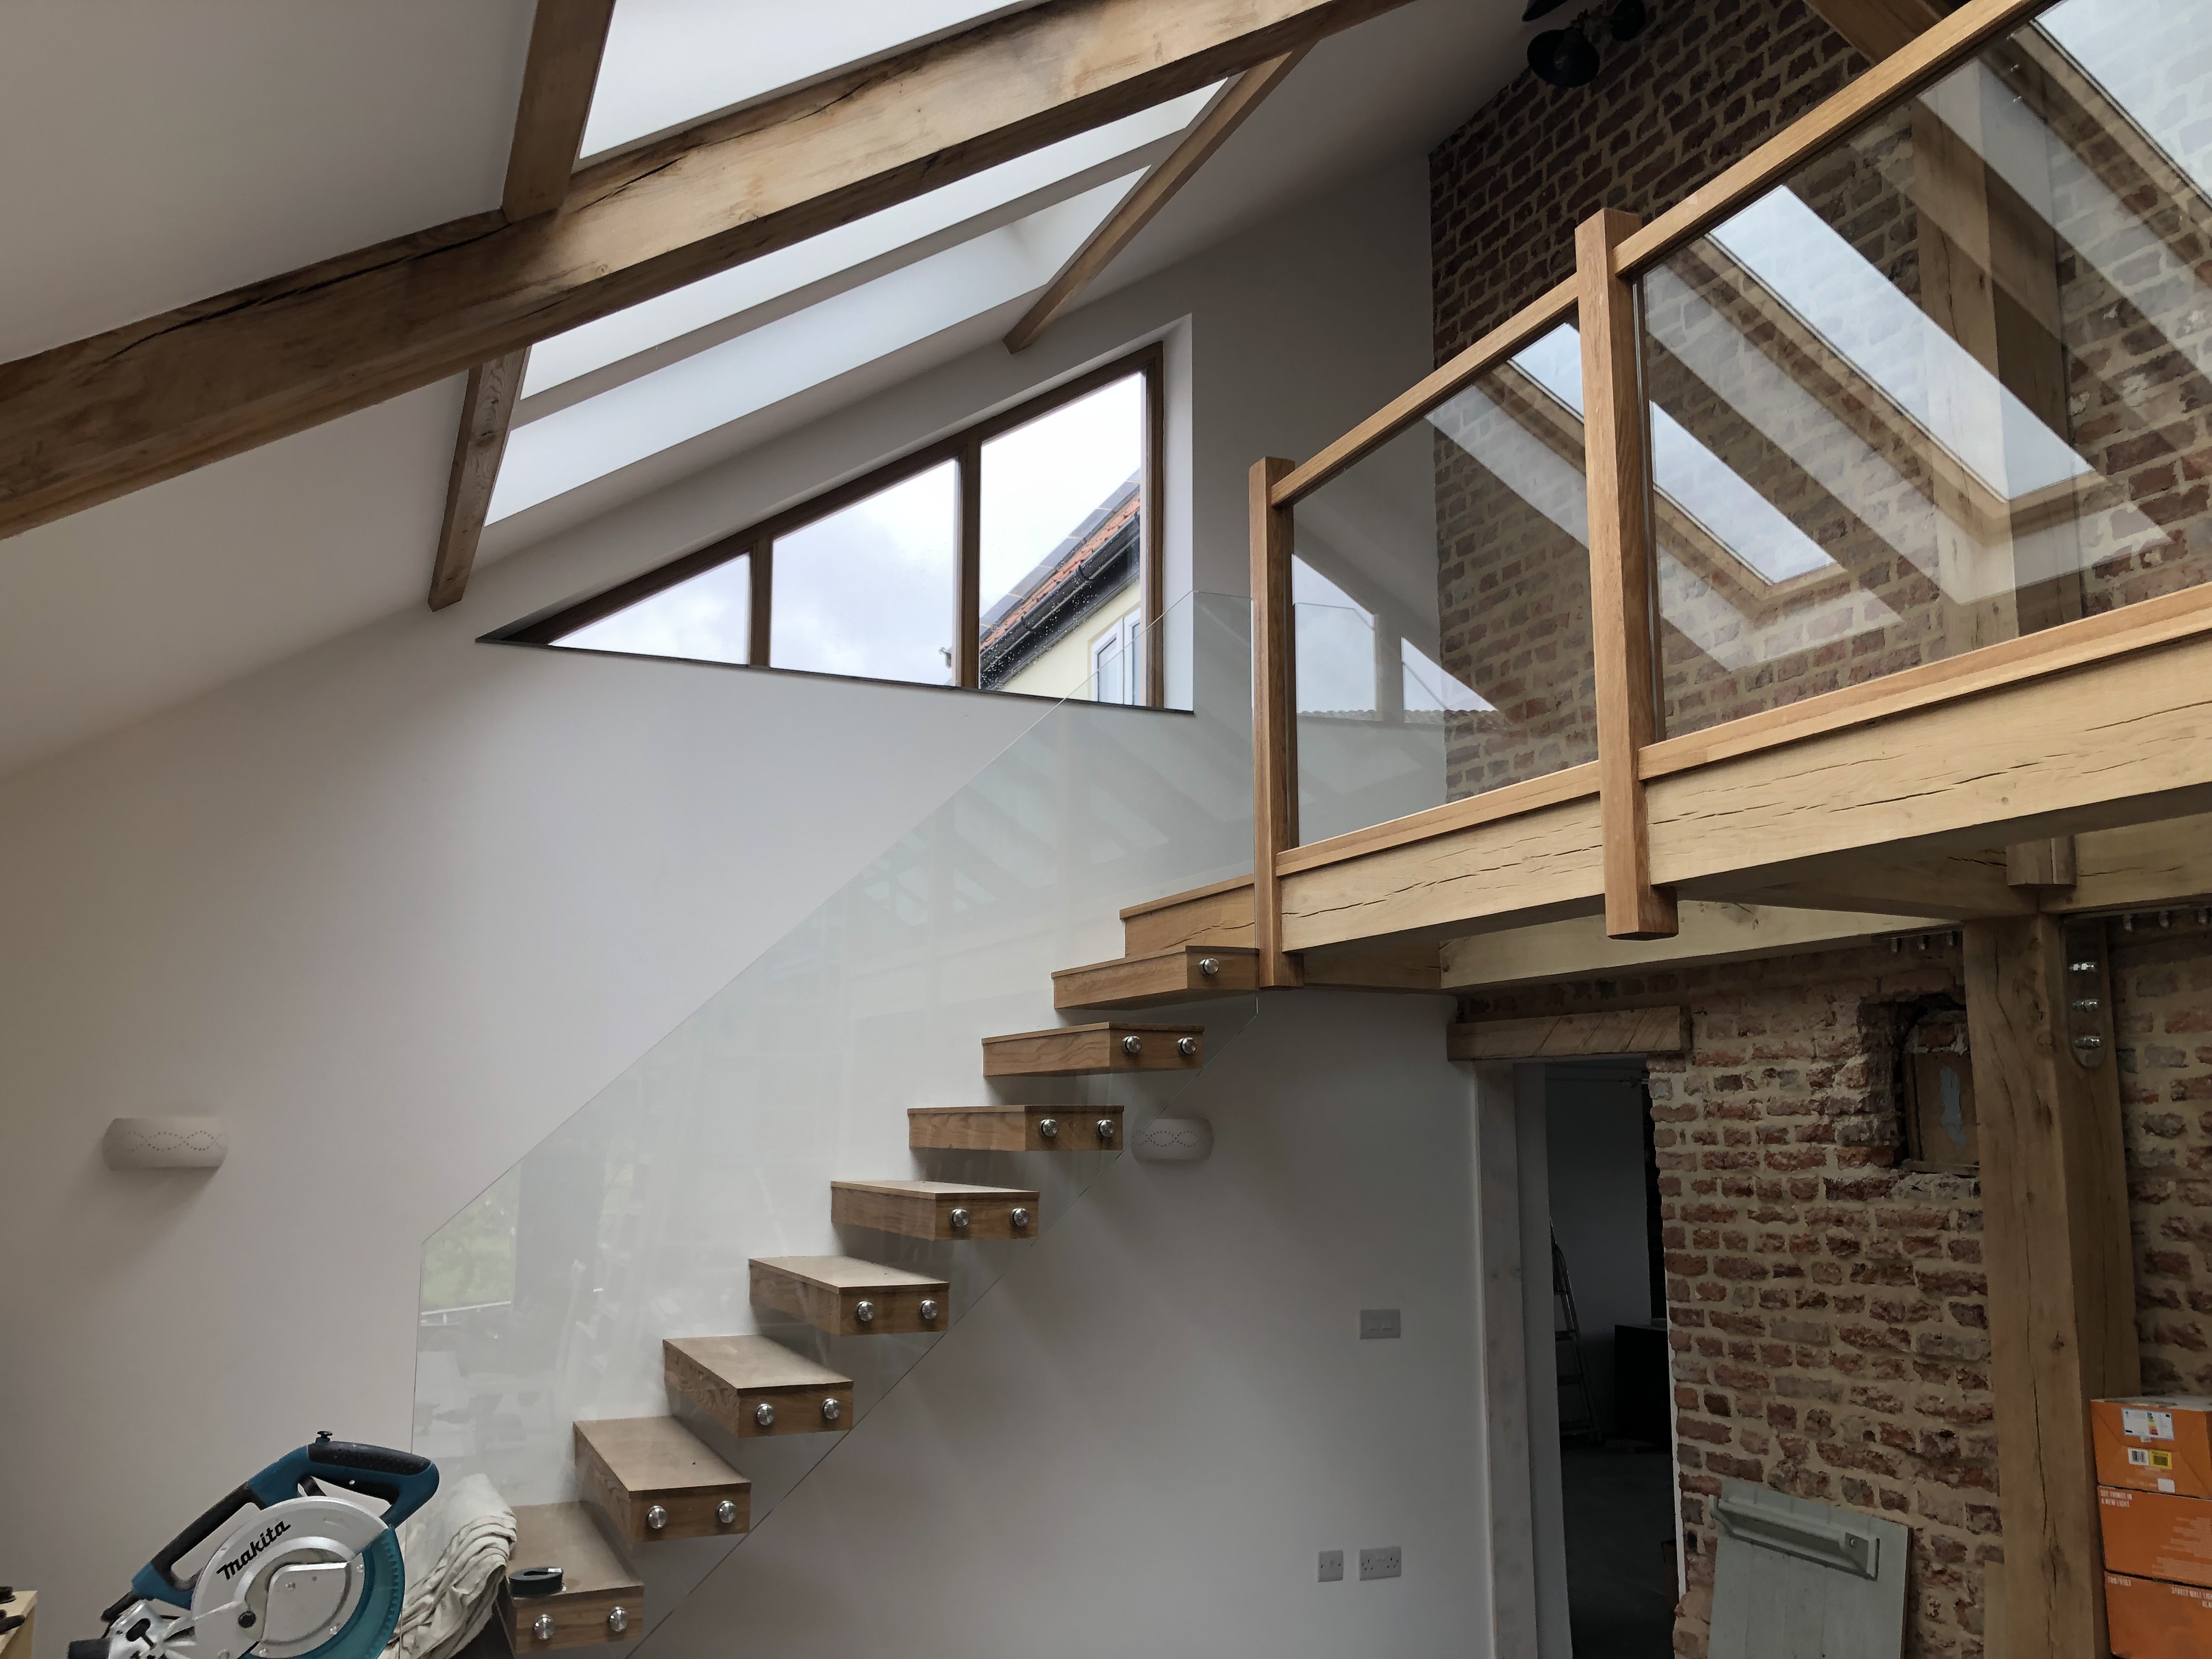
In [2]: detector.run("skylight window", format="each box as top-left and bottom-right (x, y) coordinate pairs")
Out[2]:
(1707, 191), (2090, 503)
(2041, 0), (2212, 201)
(526, 91), (1217, 402)
(489, 176), (1139, 522)
(582, 0), (1049, 160)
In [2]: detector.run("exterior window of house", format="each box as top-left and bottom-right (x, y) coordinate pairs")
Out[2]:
(508, 345), (1164, 704)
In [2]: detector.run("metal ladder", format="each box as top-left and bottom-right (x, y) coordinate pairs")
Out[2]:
(1553, 1232), (1602, 1443)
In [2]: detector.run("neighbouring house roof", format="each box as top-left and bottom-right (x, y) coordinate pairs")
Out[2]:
(980, 475), (1141, 690)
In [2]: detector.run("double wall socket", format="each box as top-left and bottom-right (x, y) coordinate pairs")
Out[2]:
(1359, 1546), (1402, 1581)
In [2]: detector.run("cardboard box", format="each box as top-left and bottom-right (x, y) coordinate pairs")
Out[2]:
(2095, 1397), (2212, 1498)
(2107, 1572), (2212, 1658)
(2101, 1487), (2212, 1588)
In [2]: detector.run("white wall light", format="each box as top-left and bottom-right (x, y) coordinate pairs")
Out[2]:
(102, 1117), (228, 1170)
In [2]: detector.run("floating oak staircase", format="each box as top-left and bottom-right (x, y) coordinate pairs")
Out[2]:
(488, 1010), (1216, 1651)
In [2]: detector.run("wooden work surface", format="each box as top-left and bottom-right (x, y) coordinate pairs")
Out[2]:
(1447, 1008), (1689, 1062)
(0, 1590), (33, 1659)
(501, 1503), (640, 1651)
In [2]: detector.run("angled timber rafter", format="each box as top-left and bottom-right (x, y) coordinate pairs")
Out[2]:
(428, 0), (616, 612)
(1002, 46), (1308, 354)
(0, 0), (1415, 545)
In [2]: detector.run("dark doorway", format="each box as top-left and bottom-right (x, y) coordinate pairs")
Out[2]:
(1547, 1058), (1679, 1654)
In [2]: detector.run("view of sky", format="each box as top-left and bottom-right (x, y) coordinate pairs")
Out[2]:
(774, 462), (960, 683)
(981, 375), (1144, 615)
(558, 553), (751, 664)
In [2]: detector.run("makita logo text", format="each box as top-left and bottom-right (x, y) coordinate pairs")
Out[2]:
(216, 1519), (290, 1580)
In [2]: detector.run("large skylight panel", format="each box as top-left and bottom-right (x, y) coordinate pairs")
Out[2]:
(527, 89), (1218, 399)
(582, 1), (1048, 160)
(2041, 0), (2212, 201)
(490, 175), (1139, 523)
(1708, 191), (2089, 502)
(1513, 325), (1835, 585)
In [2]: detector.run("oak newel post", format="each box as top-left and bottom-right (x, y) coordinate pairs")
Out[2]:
(1575, 207), (1678, 941)
(1250, 455), (1303, 989)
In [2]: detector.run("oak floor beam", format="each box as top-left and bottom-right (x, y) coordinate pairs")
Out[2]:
(1967, 914), (2137, 1659)
(1002, 47), (1307, 353)
(0, 0), (1412, 543)
(426, 0), (616, 610)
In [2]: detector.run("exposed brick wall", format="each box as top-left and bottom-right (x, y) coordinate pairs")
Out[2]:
(1459, 942), (1998, 1657)
(2115, 916), (2212, 1393)
(1463, 921), (2212, 1657)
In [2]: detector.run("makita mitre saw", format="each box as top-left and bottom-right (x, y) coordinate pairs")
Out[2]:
(74, 1436), (438, 1659)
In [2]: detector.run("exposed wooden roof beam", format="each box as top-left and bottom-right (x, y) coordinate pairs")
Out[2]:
(0, 0), (1412, 544)
(502, 0), (618, 221)
(1002, 46), (1307, 354)
(429, 0), (614, 611)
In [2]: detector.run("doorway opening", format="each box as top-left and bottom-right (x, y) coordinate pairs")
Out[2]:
(1545, 1057), (1678, 1654)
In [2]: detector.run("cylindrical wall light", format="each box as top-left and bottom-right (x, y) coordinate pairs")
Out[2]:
(103, 1117), (228, 1170)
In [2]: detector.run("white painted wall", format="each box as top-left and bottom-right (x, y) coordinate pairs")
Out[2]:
(0, 157), (1436, 1654)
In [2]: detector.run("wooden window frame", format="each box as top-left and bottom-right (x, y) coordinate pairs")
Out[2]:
(500, 342), (1168, 706)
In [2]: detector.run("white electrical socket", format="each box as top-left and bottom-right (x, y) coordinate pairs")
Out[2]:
(1318, 1550), (1344, 1582)
(1359, 1545), (1402, 1581)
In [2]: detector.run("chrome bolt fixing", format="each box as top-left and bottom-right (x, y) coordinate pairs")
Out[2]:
(949, 1206), (972, 1230)
(854, 1299), (877, 1325)
(918, 1297), (940, 1323)
(1095, 1117), (1117, 1143)
(753, 1401), (776, 1429)
(1198, 956), (1221, 977)
(1011, 1206), (1032, 1230)
(1037, 1117), (1060, 1139)
(1121, 1034), (1143, 1057)
(532, 1616), (556, 1643)
(645, 1504), (668, 1531)
(606, 1607), (628, 1637)
(821, 1397), (843, 1423)
(2070, 960), (2099, 973)
(1177, 1036), (1199, 1057)
(2074, 1035), (2106, 1051)
(716, 1499), (740, 1526)
(2072, 997), (2102, 1011)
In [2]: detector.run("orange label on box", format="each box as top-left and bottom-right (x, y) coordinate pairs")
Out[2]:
(2107, 1572), (2212, 1659)
(2096, 1398), (2212, 1499)
(2101, 1487), (2212, 1588)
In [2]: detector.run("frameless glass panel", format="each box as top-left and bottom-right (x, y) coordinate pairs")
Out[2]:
(979, 375), (1147, 702)
(1291, 321), (1597, 847)
(771, 461), (959, 685)
(415, 595), (1254, 1650)
(555, 552), (751, 665)
(1641, 0), (2212, 738)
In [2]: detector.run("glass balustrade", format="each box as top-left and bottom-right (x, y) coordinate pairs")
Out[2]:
(1291, 321), (1598, 847)
(415, 592), (1255, 1650)
(1640, 0), (2212, 737)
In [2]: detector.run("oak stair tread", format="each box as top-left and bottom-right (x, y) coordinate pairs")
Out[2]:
(1052, 944), (1259, 1009)
(981, 1020), (1204, 1076)
(907, 1104), (1124, 1151)
(751, 1254), (947, 1290)
(664, 1334), (856, 1438)
(501, 1502), (642, 1650)
(832, 1178), (1042, 1199)
(751, 1254), (950, 1335)
(664, 1332), (849, 1389)
(573, 1417), (750, 1544)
